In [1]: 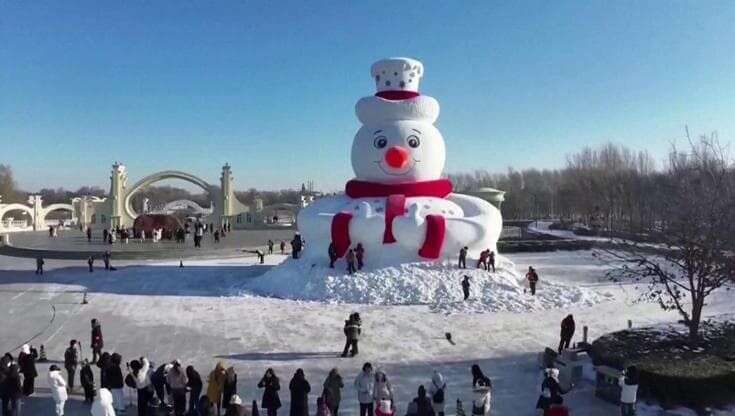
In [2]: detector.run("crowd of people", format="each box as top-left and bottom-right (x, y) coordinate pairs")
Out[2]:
(0, 310), (640, 416)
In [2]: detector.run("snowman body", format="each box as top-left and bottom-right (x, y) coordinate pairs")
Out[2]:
(297, 57), (502, 266)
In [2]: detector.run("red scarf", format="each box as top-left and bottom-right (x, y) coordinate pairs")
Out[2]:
(345, 179), (453, 199)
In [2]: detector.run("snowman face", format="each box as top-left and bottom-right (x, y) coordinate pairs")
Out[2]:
(351, 120), (445, 184)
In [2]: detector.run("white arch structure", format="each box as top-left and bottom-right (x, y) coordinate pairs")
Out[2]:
(123, 170), (217, 220)
(160, 199), (213, 215)
(0, 200), (75, 231)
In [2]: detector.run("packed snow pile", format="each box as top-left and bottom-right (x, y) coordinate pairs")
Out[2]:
(245, 255), (612, 312)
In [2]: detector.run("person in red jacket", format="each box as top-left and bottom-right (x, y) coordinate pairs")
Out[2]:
(526, 267), (539, 296)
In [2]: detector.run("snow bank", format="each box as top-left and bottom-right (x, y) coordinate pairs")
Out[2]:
(245, 255), (612, 312)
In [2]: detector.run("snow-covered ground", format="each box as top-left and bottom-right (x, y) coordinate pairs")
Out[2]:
(0, 251), (732, 415)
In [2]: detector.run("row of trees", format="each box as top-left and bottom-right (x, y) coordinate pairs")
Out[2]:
(448, 141), (715, 235)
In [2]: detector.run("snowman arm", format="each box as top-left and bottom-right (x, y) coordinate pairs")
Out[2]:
(444, 193), (503, 250)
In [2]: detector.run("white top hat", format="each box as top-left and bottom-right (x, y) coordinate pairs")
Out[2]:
(371, 57), (423, 94)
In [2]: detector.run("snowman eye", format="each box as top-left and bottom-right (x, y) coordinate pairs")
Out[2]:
(407, 135), (420, 148)
(374, 136), (388, 149)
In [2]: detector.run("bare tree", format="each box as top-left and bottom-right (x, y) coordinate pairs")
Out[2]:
(601, 131), (735, 341)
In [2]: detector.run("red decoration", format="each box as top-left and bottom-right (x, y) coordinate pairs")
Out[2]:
(418, 215), (446, 259)
(375, 91), (420, 100)
(345, 179), (453, 199)
(384, 146), (409, 169)
(331, 212), (353, 258)
(383, 194), (406, 243)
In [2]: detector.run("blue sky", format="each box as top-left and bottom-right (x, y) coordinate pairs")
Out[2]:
(1, 1), (734, 192)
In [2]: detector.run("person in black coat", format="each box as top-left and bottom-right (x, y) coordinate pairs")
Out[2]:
(411, 385), (435, 416)
(470, 365), (490, 388)
(1, 363), (22, 416)
(289, 369), (310, 416)
(187, 365), (203, 415)
(535, 368), (569, 413)
(80, 359), (95, 403)
(558, 315), (576, 353)
(97, 351), (112, 390)
(258, 368), (281, 416)
(64, 340), (80, 390)
(222, 367), (238, 411)
(91, 319), (104, 363)
(151, 363), (172, 410)
(17, 344), (38, 396)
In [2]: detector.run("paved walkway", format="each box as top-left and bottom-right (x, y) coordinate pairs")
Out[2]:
(0, 228), (296, 260)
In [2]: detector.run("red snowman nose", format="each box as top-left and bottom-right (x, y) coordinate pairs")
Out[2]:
(384, 146), (410, 169)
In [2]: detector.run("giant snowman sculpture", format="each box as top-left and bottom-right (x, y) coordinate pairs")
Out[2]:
(298, 57), (502, 267)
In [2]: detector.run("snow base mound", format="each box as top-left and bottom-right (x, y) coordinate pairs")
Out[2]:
(246, 256), (611, 313)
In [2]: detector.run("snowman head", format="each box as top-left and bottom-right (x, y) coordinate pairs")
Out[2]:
(351, 58), (446, 184)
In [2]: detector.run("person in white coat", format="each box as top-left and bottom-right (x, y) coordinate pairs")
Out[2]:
(48, 365), (69, 416)
(354, 363), (374, 416)
(427, 371), (446, 416)
(92, 388), (117, 416)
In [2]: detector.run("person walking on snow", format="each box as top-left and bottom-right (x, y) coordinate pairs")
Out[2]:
(461, 276), (471, 301)
(558, 315), (575, 354)
(64, 340), (80, 391)
(288, 369), (310, 416)
(280, 240), (286, 254)
(18, 344), (38, 396)
(487, 251), (495, 273)
(91, 388), (116, 416)
(87, 227), (93, 242)
(268, 240), (274, 255)
(341, 314), (361, 357)
(258, 368), (282, 416)
(476, 250), (488, 271)
(88, 256), (95, 272)
(526, 267), (539, 296)
(322, 368), (343, 416)
(328, 243), (338, 269)
(428, 371), (446, 416)
(35, 256), (44, 275)
(458, 247), (468, 269)
(90, 319), (104, 364)
(354, 363), (374, 416)
(355, 243), (365, 270)
(102, 251), (112, 271)
(346, 249), (356, 275)
(48, 365), (68, 415)
(618, 366), (639, 416)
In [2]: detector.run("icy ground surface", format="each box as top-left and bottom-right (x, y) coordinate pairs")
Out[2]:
(0, 252), (732, 415)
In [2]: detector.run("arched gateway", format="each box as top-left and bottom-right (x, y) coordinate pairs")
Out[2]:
(74, 163), (249, 230)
